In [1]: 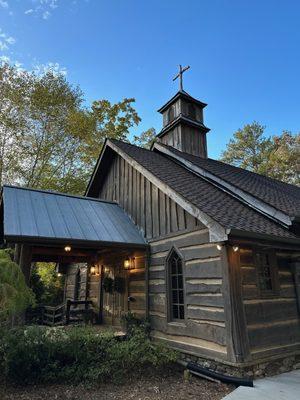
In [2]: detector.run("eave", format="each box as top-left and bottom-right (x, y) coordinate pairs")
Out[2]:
(157, 115), (210, 138)
(157, 90), (207, 114)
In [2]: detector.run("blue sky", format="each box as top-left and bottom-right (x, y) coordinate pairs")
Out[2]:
(1, 0), (300, 159)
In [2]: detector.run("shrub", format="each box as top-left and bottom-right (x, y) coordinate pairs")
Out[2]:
(121, 311), (151, 337)
(0, 250), (35, 325)
(0, 325), (177, 384)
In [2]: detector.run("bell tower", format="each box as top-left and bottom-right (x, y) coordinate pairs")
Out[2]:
(156, 66), (210, 158)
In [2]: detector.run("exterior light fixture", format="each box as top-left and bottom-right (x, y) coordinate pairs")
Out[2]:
(233, 245), (239, 252)
(216, 244), (222, 251)
(90, 265), (100, 276)
(64, 245), (71, 252)
(90, 265), (96, 275)
(124, 257), (131, 270)
(57, 272), (62, 277)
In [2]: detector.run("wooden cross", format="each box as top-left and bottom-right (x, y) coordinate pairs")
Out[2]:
(173, 65), (190, 91)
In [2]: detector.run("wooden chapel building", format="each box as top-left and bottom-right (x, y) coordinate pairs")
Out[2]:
(1, 77), (300, 375)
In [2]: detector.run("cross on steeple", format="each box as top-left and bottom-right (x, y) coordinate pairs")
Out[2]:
(173, 64), (190, 91)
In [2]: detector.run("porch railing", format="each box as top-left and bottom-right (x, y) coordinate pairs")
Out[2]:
(26, 300), (94, 326)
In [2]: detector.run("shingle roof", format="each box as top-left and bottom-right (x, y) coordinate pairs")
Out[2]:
(1, 185), (146, 246)
(110, 140), (299, 242)
(157, 144), (300, 218)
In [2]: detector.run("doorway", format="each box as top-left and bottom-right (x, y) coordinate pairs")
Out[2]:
(102, 264), (128, 327)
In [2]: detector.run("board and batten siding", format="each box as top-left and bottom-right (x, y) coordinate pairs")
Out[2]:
(98, 154), (227, 360)
(98, 154), (202, 239)
(240, 248), (300, 359)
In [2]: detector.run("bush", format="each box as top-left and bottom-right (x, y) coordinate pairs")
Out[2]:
(121, 311), (151, 338)
(0, 249), (35, 325)
(0, 325), (177, 384)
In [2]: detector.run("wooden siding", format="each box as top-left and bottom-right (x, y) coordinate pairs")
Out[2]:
(239, 248), (300, 357)
(128, 255), (146, 317)
(64, 263), (88, 302)
(98, 154), (204, 240)
(98, 154), (227, 359)
(148, 229), (227, 356)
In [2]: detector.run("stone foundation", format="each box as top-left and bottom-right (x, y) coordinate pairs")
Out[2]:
(181, 353), (300, 379)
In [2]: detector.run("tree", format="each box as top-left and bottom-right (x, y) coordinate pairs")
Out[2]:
(221, 122), (300, 185)
(133, 127), (157, 149)
(0, 62), (142, 195)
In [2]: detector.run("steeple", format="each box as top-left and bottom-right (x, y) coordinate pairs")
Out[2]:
(156, 67), (210, 158)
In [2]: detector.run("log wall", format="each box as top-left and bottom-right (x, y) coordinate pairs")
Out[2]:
(98, 154), (227, 360)
(64, 263), (88, 302)
(239, 248), (300, 359)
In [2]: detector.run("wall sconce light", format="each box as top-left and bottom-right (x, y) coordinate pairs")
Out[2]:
(64, 245), (72, 252)
(124, 257), (135, 270)
(233, 245), (239, 252)
(90, 265), (100, 276)
(216, 244), (222, 251)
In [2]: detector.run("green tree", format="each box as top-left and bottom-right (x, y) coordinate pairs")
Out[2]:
(0, 62), (142, 195)
(221, 122), (300, 185)
(0, 250), (35, 325)
(30, 263), (64, 306)
(133, 127), (157, 149)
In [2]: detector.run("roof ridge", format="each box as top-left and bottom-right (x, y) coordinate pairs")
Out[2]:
(158, 143), (300, 195)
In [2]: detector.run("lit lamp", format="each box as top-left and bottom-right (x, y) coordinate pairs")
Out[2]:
(64, 245), (71, 252)
(124, 257), (135, 270)
(233, 245), (239, 252)
(90, 265), (100, 275)
(124, 257), (131, 270)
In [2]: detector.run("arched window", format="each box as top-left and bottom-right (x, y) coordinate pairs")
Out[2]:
(167, 248), (185, 321)
(74, 268), (81, 301)
(167, 105), (175, 123)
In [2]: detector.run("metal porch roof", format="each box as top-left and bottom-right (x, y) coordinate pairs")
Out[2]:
(0, 185), (146, 247)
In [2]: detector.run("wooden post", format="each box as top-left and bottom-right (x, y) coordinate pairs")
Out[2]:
(19, 244), (32, 286)
(98, 265), (104, 324)
(145, 248), (150, 320)
(13, 243), (21, 264)
(222, 245), (250, 363)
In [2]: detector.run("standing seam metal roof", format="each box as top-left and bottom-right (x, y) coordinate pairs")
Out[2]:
(1, 185), (146, 246)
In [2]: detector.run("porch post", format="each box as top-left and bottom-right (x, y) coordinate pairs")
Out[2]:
(19, 244), (32, 286)
(98, 264), (104, 323)
(145, 247), (150, 320)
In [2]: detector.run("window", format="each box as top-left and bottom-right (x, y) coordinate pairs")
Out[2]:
(167, 249), (185, 321)
(167, 106), (175, 123)
(255, 250), (278, 295)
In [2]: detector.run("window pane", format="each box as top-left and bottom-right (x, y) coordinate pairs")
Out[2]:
(178, 275), (183, 289)
(172, 290), (178, 303)
(171, 259), (177, 274)
(177, 261), (182, 274)
(172, 276), (177, 289)
(179, 305), (185, 319)
(179, 290), (184, 304)
(172, 305), (178, 319)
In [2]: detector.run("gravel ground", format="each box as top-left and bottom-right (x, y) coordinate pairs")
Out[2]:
(0, 367), (234, 400)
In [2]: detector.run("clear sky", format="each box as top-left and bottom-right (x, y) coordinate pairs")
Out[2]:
(1, 0), (300, 159)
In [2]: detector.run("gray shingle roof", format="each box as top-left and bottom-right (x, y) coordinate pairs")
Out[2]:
(110, 139), (299, 242)
(158, 144), (300, 218)
(1, 185), (146, 246)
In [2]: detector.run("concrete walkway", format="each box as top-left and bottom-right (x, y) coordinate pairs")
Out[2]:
(222, 370), (300, 400)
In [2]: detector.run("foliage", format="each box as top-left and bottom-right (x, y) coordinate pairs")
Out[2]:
(0, 250), (35, 324)
(103, 276), (114, 293)
(0, 325), (177, 384)
(113, 276), (125, 293)
(121, 311), (151, 338)
(0, 62), (142, 194)
(221, 122), (300, 185)
(30, 263), (64, 306)
(133, 127), (157, 149)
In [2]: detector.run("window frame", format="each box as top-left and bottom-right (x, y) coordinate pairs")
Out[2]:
(254, 248), (279, 298)
(165, 246), (186, 323)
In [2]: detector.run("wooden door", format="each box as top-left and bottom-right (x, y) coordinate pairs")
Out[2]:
(102, 264), (128, 327)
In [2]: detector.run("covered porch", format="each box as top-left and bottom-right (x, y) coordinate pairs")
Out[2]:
(0, 185), (148, 327)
